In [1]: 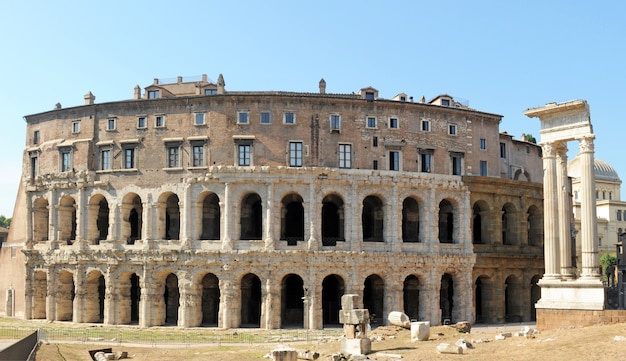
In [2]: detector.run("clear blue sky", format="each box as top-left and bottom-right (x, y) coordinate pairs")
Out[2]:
(1, 1), (625, 217)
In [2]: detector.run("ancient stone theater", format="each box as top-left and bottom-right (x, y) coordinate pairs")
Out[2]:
(0, 74), (544, 329)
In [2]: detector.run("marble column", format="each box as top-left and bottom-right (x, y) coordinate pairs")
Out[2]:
(556, 142), (574, 279)
(541, 142), (560, 279)
(579, 136), (600, 278)
(221, 183), (233, 250)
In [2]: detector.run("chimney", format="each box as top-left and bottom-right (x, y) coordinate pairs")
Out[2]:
(319, 78), (326, 94)
(54, 103), (62, 110)
(178, 76), (183, 83)
(134, 85), (141, 100)
(84, 92), (95, 105)
(217, 74), (225, 94)
(153, 78), (159, 85)
(202, 74), (207, 82)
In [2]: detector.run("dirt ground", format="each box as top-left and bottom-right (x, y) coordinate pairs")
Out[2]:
(31, 322), (626, 361)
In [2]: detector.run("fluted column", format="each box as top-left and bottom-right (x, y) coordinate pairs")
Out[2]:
(556, 142), (574, 278)
(541, 142), (560, 279)
(579, 136), (600, 278)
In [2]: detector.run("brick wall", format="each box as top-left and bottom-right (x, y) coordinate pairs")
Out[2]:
(536, 308), (626, 331)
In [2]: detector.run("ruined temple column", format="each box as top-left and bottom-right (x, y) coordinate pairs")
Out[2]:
(218, 278), (233, 328)
(578, 136), (600, 278)
(541, 142), (561, 279)
(556, 142), (574, 279)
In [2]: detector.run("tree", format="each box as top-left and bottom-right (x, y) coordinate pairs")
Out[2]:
(521, 133), (537, 144)
(0, 215), (10, 229)
(599, 253), (617, 286)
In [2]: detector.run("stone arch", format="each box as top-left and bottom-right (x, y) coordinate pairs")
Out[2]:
(280, 193), (304, 245)
(163, 273), (180, 325)
(438, 199), (455, 243)
(505, 275), (522, 322)
(530, 275), (541, 321)
(200, 273), (220, 326)
(474, 275), (494, 323)
(364, 274), (384, 325)
(158, 192), (180, 240)
(240, 273), (262, 327)
(32, 270), (47, 319)
(56, 270), (75, 321)
(527, 205), (543, 246)
(198, 192), (220, 240)
(502, 203), (518, 245)
(84, 269), (105, 323)
(362, 195), (384, 242)
(88, 194), (109, 243)
(322, 193), (344, 246)
(322, 274), (345, 326)
(33, 197), (49, 242)
(403, 275), (421, 320)
(117, 271), (141, 325)
(472, 200), (490, 244)
(440, 273), (454, 323)
(58, 195), (77, 243)
(121, 193), (142, 244)
(514, 168), (531, 182)
(402, 197), (420, 242)
(281, 273), (304, 327)
(240, 193), (262, 240)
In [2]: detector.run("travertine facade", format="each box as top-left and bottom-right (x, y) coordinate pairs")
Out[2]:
(0, 74), (544, 328)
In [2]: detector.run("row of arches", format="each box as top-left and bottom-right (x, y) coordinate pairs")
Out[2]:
(31, 191), (461, 245)
(30, 268), (540, 327)
(472, 201), (543, 246)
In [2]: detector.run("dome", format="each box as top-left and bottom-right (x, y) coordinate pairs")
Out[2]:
(567, 155), (621, 183)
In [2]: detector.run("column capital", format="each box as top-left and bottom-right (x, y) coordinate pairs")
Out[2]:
(578, 135), (595, 153)
(540, 142), (558, 157)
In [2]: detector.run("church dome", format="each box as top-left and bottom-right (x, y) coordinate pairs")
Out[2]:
(568, 155), (621, 183)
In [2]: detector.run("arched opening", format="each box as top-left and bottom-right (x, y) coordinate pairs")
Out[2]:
(200, 193), (220, 240)
(33, 198), (49, 242)
(58, 195), (77, 244)
(402, 197), (420, 242)
(362, 195), (384, 242)
(159, 193), (180, 240)
(56, 270), (75, 321)
(281, 194), (304, 245)
(502, 203), (517, 245)
(364, 274), (384, 325)
(281, 274), (304, 327)
(164, 273), (180, 325)
(322, 194), (344, 246)
(530, 275), (541, 321)
(32, 271), (47, 319)
(117, 272), (141, 325)
(201, 273), (220, 326)
(472, 201), (490, 244)
(438, 200), (454, 243)
(130, 273), (140, 323)
(475, 278), (483, 323)
(440, 273), (453, 323)
(122, 193), (142, 244)
(474, 276), (494, 323)
(322, 274), (345, 326)
(505, 275), (521, 322)
(85, 270), (105, 323)
(240, 273), (262, 327)
(403, 275), (420, 320)
(527, 205), (542, 246)
(88, 195), (109, 244)
(241, 193), (262, 240)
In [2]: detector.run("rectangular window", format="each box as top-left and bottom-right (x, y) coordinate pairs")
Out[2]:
(101, 149), (111, 170)
(192, 144), (205, 167)
(373, 136), (378, 147)
(148, 90), (159, 99)
(451, 153), (463, 175)
(389, 117), (398, 129)
(155, 115), (165, 127)
(195, 113), (205, 125)
(260, 111), (271, 124)
(480, 138), (487, 150)
(389, 151), (400, 171)
(137, 117), (147, 129)
(33, 130), (40, 145)
(480, 161), (488, 176)
(238, 111), (249, 124)
(422, 120), (430, 131)
(30, 155), (38, 181)
(339, 144), (352, 169)
(373, 159), (378, 170)
(441, 99), (450, 106)
(448, 124), (456, 135)
(204, 89), (217, 95)
(289, 142), (303, 167)
(365, 92), (375, 100)
(420, 152), (432, 173)
(618, 210), (622, 221)
(367, 117), (377, 128)
(330, 114), (341, 131)
(72, 121), (80, 133)
(107, 118), (116, 131)
(500, 143), (506, 158)
(284, 112), (296, 124)
(61, 150), (72, 172)
(238, 144), (251, 166)
(123, 148), (135, 169)
(167, 146), (180, 168)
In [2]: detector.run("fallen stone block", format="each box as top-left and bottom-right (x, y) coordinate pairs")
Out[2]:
(341, 294), (361, 310)
(436, 343), (463, 354)
(375, 352), (403, 358)
(339, 309), (370, 325)
(410, 321), (430, 341)
(388, 311), (410, 328)
(613, 335), (626, 342)
(271, 347), (297, 361)
(453, 321), (471, 333)
(340, 338), (371, 356)
(296, 350), (319, 360)
(455, 338), (474, 350)
(495, 332), (512, 340)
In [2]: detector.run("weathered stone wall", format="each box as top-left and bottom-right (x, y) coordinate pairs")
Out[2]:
(536, 309), (626, 330)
